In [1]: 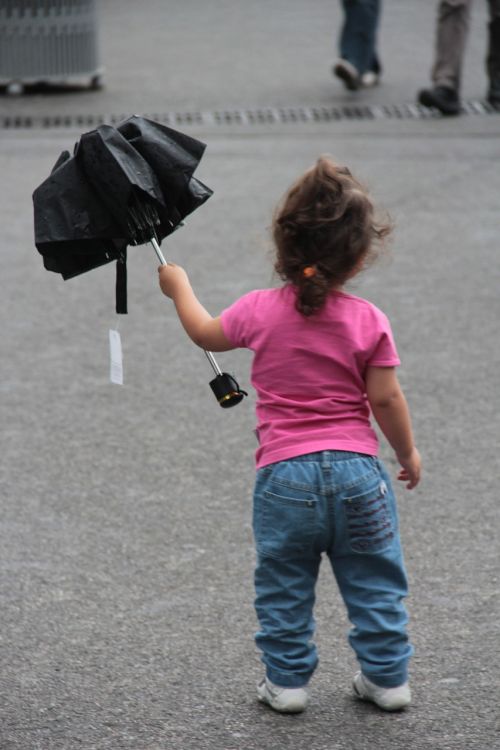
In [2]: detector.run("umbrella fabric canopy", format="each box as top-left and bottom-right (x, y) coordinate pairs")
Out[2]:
(117, 116), (211, 233)
(33, 116), (213, 312)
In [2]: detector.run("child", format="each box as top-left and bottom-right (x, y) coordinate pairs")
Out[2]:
(158, 157), (421, 714)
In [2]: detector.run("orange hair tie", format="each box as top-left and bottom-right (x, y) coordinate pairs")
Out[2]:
(302, 266), (317, 278)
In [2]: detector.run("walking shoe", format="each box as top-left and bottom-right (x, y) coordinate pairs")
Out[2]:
(333, 59), (361, 91)
(418, 86), (460, 115)
(353, 671), (411, 711)
(257, 677), (309, 713)
(487, 77), (500, 107)
(488, 92), (500, 108)
(361, 70), (380, 87)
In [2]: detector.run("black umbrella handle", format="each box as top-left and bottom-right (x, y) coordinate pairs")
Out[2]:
(205, 352), (248, 408)
(209, 372), (248, 408)
(151, 239), (246, 408)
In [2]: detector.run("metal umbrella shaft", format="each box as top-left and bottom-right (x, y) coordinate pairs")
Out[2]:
(151, 236), (246, 408)
(150, 237), (222, 377)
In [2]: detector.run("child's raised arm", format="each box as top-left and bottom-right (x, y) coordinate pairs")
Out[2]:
(365, 366), (421, 490)
(158, 264), (235, 352)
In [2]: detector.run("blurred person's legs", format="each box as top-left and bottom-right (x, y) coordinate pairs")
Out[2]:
(487, 0), (500, 105)
(432, 0), (471, 91)
(418, 0), (471, 114)
(334, 0), (382, 90)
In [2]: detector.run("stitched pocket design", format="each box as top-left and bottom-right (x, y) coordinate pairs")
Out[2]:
(256, 488), (319, 559)
(343, 480), (394, 553)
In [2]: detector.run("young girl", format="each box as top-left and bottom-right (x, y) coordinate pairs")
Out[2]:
(158, 157), (421, 714)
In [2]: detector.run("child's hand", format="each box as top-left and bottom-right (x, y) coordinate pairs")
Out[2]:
(396, 447), (421, 490)
(158, 263), (189, 299)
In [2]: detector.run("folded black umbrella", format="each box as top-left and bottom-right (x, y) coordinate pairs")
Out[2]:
(33, 116), (246, 407)
(33, 116), (213, 312)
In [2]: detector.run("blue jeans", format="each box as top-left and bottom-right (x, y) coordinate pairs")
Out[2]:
(339, 0), (381, 75)
(253, 451), (413, 689)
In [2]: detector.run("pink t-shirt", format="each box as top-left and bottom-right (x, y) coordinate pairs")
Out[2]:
(220, 285), (400, 469)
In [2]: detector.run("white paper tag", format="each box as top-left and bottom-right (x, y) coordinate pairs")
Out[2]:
(109, 329), (123, 385)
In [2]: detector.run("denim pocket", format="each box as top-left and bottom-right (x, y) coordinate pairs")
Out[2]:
(343, 479), (394, 553)
(254, 486), (319, 560)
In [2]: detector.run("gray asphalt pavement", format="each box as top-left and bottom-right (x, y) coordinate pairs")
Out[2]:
(1, 2), (500, 749)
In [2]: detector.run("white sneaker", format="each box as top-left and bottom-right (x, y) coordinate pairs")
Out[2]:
(361, 71), (380, 87)
(353, 671), (411, 711)
(257, 677), (309, 713)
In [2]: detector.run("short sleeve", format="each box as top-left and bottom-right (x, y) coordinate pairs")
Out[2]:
(367, 311), (401, 367)
(220, 291), (258, 349)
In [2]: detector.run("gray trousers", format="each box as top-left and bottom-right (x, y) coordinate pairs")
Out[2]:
(432, 0), (500, 90)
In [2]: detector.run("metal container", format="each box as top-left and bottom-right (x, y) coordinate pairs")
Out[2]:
(0, 0), (103, 93)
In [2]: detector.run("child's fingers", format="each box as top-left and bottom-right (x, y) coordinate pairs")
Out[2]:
(397, 469), (419, 490)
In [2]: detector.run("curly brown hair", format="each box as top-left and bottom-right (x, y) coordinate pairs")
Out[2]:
(272, 156), (392, 316)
